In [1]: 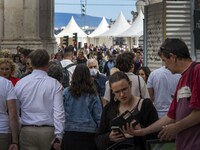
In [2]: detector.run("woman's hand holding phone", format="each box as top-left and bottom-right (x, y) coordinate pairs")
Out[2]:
(109, 126), (126, 142)
(122, 120), (141, 136)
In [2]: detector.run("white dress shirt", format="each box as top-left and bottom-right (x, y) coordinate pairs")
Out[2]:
(15, 70), (65, 139)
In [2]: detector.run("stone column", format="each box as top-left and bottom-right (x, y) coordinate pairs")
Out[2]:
(39, 0), (57, 53)
(4, 0), (23, 40)
(1, 0), (56, 53)
(1, 0), (43, 52)
(39, 0), (53, 39)
(23, 0), (40, 40)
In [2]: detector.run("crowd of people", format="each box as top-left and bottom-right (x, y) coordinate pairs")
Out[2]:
(0, 38), (200, 150)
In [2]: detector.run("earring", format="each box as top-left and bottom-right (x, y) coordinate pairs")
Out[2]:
(114, 97), (117, 102)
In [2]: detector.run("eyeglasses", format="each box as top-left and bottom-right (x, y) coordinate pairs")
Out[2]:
(113, 87), (129, 95)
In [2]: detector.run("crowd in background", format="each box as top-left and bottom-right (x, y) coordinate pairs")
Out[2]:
(0, 44), (145, 82)
(0, 38), (200, 150)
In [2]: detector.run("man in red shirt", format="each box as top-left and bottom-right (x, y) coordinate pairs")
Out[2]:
(124, 38), (200, 150)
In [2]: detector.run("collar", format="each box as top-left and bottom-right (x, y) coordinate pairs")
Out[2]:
(32, 69), (47, 75)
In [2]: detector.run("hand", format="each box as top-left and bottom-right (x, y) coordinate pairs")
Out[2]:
(109, 130), (126, 142)
(51, 138), (61, 150)
(122, 120), (142, 136)
(8, 143), (18, 150)
(53, 142), (61, 150)
(158, 123), (177, 141)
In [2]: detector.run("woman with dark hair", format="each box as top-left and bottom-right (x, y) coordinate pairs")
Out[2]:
(95, 71), (158, 150)
(61, 64), (102, 150)
(136, 66), (151, 83)
(55, 51), (63, 61)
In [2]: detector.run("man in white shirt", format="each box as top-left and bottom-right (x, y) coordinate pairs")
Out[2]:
(0, 77), (19, 150)
(147, 66), (181, 117)
(15, 49), (65, 150)
(60, 45), (76, 85)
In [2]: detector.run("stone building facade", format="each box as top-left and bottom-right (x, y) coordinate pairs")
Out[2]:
(0, 0), (56, 53)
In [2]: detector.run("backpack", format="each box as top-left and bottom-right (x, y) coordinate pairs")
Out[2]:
(62, 63), (76, 88)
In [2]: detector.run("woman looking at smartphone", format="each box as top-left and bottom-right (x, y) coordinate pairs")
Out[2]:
(95, 71), (158, 150)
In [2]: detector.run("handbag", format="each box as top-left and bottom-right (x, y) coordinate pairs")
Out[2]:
(108, 99), (144, 150)
(106, 138), (135, 150)
(110, 98), (143, 129)
(110, 110), (139, 130)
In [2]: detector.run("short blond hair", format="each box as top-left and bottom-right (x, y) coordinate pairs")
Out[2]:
(0, 58), (16, 74)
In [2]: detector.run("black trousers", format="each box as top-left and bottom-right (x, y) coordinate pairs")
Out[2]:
(61, 131), (97, 150)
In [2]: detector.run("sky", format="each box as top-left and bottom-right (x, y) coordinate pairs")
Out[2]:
(55, 0), (137, 20)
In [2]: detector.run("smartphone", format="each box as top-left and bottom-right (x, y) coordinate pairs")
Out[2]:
(111, 126), (125, 136)
(50, 138), (60, 150)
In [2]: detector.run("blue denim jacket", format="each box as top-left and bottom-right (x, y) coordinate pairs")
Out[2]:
(63, 88), (102, 133)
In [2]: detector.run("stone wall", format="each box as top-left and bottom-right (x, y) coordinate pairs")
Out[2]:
(0, 0), (56, 54)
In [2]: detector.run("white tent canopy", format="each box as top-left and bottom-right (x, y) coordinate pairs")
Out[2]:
(98, 12), (130, 37)
(88, 17), (109, 38)
(119, 11), (144, 37)
(56, 16), (88, 38)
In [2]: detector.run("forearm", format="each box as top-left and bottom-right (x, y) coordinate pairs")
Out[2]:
(174, 109), (200, 133)
(9, 114), (19, 143)
(7, 100), (19, 143)
(143, 115), (174, 135)
(147, 88), (154, 101)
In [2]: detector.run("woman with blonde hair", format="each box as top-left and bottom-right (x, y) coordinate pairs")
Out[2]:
(0, 58), (20, 86)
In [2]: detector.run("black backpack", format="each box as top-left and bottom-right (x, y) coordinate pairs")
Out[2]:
(62, 63), (76, 88)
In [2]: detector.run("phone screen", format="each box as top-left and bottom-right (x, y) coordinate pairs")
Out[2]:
(111, 126), (125, 136)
